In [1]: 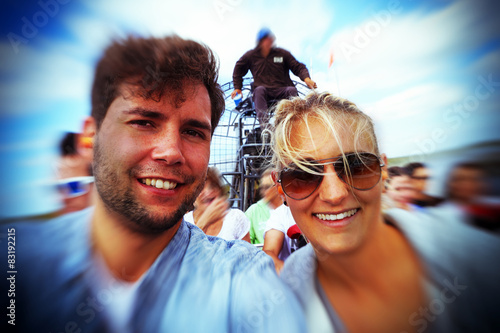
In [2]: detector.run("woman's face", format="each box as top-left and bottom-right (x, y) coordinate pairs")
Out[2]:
(281, 118), (386, 256)
(194, 180), (222, 208)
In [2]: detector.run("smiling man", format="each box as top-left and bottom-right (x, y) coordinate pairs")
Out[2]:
(3, 35), (304, 333)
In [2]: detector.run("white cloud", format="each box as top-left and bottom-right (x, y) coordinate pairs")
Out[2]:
(311, 0), (500, 157)
(0, 41), (92, 115)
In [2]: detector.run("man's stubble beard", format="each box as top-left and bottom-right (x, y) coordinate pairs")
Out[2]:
(93, 139), (205, 234)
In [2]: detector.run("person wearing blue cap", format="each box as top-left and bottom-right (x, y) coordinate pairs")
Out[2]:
(231, 28), (317, 129)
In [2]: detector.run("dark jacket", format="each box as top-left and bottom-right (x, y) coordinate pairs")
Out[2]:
(232, 47), (310, 90)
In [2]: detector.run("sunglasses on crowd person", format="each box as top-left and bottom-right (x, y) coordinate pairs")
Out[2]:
(276, 152), (385, 200)
(57, 176), (94, 198)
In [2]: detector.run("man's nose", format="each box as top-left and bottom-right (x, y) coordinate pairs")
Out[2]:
(150, 130), (186, 165)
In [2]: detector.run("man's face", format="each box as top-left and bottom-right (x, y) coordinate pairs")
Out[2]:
(386, 175), (416, 204)
(411, 167), (430, 193)
(92, 82), (212, 233)
(260, 174), (279, 204)
(448, 167), (485, 203)
(260, 36), (274, 50)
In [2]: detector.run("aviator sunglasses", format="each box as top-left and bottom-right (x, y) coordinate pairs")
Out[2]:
(277, 152), (384, 200)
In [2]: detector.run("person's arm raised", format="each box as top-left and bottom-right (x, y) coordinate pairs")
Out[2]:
(263, 229), (285, 274)
(194, 197), (229, 233)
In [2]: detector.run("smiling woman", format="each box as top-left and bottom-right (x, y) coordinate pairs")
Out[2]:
(273, 92), (500, 333)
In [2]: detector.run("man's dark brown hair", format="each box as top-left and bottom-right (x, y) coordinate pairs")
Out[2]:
(91, 35), (225, 134)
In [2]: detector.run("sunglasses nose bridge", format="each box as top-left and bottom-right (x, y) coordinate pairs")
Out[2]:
(317, 165), (350, 202)
(323, 162), (345, 182)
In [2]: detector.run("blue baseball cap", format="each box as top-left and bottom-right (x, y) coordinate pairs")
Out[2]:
(257, 28), (274, 43)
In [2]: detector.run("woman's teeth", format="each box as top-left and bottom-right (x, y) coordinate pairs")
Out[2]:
(141, 178), (177, 190)
(315, 209), (358, 221)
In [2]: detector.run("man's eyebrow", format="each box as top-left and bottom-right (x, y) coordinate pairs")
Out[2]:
(123, 108), (166, 119)
(185, 119), (212, 133)
(123, 107), (212, 132)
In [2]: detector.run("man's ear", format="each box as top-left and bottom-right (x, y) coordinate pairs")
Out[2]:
(79, 117), (96, 160)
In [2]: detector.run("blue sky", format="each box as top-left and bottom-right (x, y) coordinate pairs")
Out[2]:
(1, 0), (499, 218)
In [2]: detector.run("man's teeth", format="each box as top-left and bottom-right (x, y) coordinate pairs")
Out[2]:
(316, 209), (358, 221)
(141, 178), (177, 190)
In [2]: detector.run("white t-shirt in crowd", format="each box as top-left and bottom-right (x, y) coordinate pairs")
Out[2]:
(184, 208), (250, 241)
(264, 204), (298, 261)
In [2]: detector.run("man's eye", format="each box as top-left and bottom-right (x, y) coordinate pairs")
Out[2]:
(184, 129), (205, 139)
(130, 120), (154, 128)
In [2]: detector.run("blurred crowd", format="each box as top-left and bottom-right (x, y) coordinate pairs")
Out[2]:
(382, 161), (500, 234)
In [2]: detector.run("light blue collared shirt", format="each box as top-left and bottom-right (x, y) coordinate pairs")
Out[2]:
(5, 207), (305, 333)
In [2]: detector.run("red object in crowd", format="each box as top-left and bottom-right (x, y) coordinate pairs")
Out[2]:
(287, 224), (303, 239)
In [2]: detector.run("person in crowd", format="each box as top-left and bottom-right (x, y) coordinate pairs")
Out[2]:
(245, 167), (283, 245)
(231, 28), (317, 129)
(383, 166), (418, 212)
(184, 167), (250, 242)
(2, 35), (305, 333)
(55, 132), (95, 214)
(405, 162), (444, 207)
(445, 162), (487, 207)
(262, 204), (301, 273)
(435, 161), (500, 233)
(272, 91), (500, 333)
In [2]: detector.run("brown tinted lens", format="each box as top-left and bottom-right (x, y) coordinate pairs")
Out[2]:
(280, 167), (323, 200)
(338, 153), (381, 190)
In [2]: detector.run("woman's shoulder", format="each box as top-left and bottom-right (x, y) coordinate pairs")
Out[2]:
(219, 208), (250, 239)
(280, 245), (337, 332)
(280, 244), (317, 290)
(225, 208), (249, 224)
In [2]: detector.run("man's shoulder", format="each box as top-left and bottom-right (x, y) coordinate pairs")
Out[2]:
(3, 210), (93, 299)
(185, 222), (269, 267)
(9, 208), (92, 247)
(272, 47), (292, 55)
(241, 48), (259, 58)
(152, 225), (306, 332)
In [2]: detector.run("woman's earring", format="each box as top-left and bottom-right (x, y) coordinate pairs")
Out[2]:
(283, 200), (288, 206)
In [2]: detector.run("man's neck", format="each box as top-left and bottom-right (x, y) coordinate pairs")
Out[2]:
(260, 46), (272, 58)
(266, 197), (282, 209)
(91, 201), (180, 282)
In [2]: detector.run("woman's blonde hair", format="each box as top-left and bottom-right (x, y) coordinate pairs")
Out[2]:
(272, 91), (379, 173)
